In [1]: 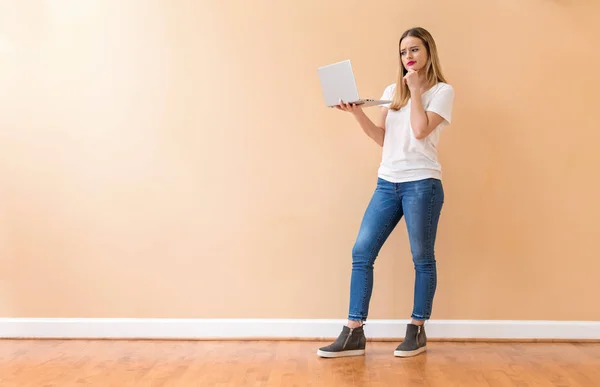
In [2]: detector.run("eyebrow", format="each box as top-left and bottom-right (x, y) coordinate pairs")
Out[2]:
(400, 46), (420, 51)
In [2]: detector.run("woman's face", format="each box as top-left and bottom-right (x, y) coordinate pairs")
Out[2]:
(400, 36), (428, 72)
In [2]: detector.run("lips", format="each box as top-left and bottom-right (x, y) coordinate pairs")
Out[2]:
(407, 61), (416, 66)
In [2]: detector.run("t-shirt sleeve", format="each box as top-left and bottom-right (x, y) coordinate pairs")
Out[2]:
(379, 84), (395, 108)
(426, 84), (455, 125)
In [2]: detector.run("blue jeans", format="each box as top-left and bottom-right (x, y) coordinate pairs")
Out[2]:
(348, 177), (444, 322)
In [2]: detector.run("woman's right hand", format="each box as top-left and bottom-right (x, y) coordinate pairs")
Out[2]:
(335, 100), (363, 115)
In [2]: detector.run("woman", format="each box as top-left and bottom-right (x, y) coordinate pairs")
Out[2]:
(317, 27), (455, 358)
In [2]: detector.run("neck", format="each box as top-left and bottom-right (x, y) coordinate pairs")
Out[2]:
(416, 70), (430, 92)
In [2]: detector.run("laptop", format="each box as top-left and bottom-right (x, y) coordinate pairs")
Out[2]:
(317, 59), (392, 108)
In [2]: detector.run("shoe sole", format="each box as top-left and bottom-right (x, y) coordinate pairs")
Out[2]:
(394, 346), (426, 357)
(317, 349), (365, 358)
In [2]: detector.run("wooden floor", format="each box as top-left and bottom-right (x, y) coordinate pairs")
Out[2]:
(1, 340), (599, 386)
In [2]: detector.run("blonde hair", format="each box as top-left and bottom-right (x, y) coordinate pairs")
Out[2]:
(389, 27), (447, 111)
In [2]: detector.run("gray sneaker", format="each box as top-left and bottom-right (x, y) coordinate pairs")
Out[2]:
(394, 323), (427, 357)
(317, 325), (366, 358)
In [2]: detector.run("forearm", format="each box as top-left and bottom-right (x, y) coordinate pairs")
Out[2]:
(353, 110), (385, 147)
(409, 89), (429, 139)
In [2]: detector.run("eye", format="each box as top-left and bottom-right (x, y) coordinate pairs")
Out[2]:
(412, 48), (419, 52)
(400, 51), (406, 56)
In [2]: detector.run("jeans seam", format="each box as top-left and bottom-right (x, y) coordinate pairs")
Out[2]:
(357, 197), (402, 321)
(424, 180), (438, 319)
(411, 180), (437, 321)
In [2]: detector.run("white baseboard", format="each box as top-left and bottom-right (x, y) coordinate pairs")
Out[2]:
(0, 318), (599, 341)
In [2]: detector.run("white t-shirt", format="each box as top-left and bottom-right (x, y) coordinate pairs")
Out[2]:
(377, 82), (454, 183)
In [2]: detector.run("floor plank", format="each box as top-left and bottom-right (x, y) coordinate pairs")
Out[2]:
(0, 339), (599, 386)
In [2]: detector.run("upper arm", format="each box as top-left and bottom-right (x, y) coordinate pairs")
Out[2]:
(419, 85), (455, 138)
(426, 84), (454, 125)
(424, 111), (446, 132)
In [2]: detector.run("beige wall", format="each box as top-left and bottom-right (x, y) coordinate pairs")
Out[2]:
(1, 0), (599, 321)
